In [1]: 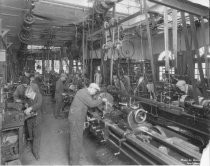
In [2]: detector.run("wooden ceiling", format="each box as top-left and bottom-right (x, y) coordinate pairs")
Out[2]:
(1, 0), (209, 49)
(0, 0), (91, 48)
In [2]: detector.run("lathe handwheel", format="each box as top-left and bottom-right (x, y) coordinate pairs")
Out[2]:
(134, 108), (147, 124)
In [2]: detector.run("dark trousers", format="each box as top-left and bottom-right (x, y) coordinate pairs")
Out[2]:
(69, 119), (84, 165)
(54, 96), (63, 118)
(26, 117), (41, 158)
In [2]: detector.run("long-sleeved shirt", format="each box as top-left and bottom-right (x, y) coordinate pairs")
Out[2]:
(13, 85), (27, 101)
(31, 77), (43, 94)
(19, 76), (30, 85)
(55, 79), (67, 98)
(68, 88), (102, 123)
(29, 92), (42, 124)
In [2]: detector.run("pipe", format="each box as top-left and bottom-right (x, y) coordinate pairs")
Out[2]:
(107, 139), (140, 165)
(109, 132), (157, 165)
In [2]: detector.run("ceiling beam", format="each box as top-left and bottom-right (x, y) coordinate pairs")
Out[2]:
(148, 0), (209, 18)
(88, 10), (144, 39)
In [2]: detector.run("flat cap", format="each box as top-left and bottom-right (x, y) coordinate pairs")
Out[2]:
(89, 83), (100, 91)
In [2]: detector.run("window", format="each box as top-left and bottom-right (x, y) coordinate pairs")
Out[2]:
(158, 50), (175, 81)
(35, 60), (42, 74)
(194, 46), (210, 80)
(45, 60), (52, 73)
(73, 60), (82, 72)
(54, 60), (60, 73)
(159, 66), (175, 81)
(194, 63), (208, 80)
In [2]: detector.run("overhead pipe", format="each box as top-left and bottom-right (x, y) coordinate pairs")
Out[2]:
(93, 0), (123, 14)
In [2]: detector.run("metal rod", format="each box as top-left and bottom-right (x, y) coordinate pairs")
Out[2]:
(107, 123), (182, 165)
(164, 6), (169, 72)
(109, 132), (157, 165)
(172, 9), (178, 69)
(107, 139), (141, 165)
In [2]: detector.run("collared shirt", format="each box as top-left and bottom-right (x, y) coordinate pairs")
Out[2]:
(55, 79), (67, 97)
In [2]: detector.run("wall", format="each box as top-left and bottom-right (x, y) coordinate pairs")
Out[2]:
(148, 22), (209, 58)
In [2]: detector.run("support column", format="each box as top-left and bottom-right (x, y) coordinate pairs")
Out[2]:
(164, 7), (169, 72)
(59, 49), (63, 73)
(144, 0), (156, 93)
(42, 52), (45, 74)
(82, 22), (85, 75)
(172, 9), (178, 70)
(52, 56), (54, 72)
(68, 47), (73, 75)
(201, 17), (209, 87)
(189, 14), (207, 97)
(181, 12), (198, 103)
(110, 4), (116, 85)
(0, 18), (2, 166)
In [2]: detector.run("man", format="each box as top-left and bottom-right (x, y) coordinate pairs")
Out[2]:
(13, 84), (27, 102)
(176, 80), (202, 97)
(19, 70), (31, 85)
(31, 72), (43, 94)
(55, 73), (68, 118)
(68, 83), (107, 165)
(24, 83), (42, 160)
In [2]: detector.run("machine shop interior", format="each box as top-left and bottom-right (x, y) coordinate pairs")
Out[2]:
(0, 0), (209, 165)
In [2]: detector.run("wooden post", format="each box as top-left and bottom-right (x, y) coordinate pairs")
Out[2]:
(201, 17), (209, 86)
(67, 46), (73, 75)
(0, 18), (1, 48)
(82, 22), (85, 75)
(189, 14), (207, 96)
(42, 57), (45, 74)
(110, 4), (116, 85)
(0, 19), (7, 83)
(59, 49), (63, 73)
(90, 10), (95, 82)
(0, 19), (3, 165)
(144, 0), (156, 93)
(52, 55), (54, 72)
(172, 9), (178, 69)
(164, 7), (169, 72)
(181, 12), (198, 103)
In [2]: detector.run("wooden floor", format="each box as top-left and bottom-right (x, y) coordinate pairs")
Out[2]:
(21, 96), (96, 165)
(21, 96), (132, 165)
